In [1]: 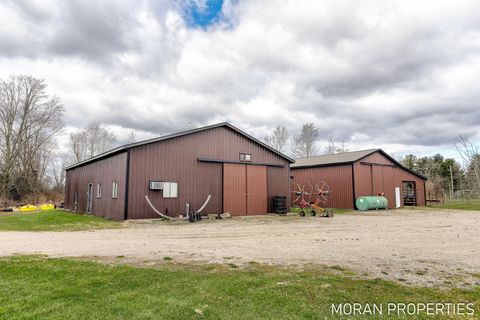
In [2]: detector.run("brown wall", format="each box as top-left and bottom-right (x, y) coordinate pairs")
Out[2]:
(267, 166), (291, 212)
(246, 165), (268, 215)
(223, 163), (247, 216)
(65, 152), (127, 220)
(290, 164), (354, 209)
(127, 126), (290, 219)
(354, 152), (425, 207)
(290, 151), (426, 209)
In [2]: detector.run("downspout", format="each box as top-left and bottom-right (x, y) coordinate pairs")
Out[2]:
(423, 180), (427, 206)
(288, 165), (291, 211)
(351, 163), (356, 209)
(370, 165), (374, 195)
(124, 150), (130, 220)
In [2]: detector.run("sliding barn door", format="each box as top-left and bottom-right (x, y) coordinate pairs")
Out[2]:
(223, 163), (267, 216)
(223, 164), (247, 216)
(246, 165), (267, 215)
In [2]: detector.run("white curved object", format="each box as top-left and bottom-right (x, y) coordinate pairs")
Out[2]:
(145, 195), (174, 220)
(195, 195), (212, 213)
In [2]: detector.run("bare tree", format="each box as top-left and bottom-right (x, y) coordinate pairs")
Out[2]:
(0, 75), (64, 202)
(48, 153), (67, 192)
(292, 123), (319, 157)
(126, 130), (136, 144)
(323, 137), (349, 155)
(456, 135), (480, 190)
(264, 126), (289, 152)
(69, 121), (117, 163)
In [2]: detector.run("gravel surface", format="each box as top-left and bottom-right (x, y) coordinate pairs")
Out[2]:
(1, 208), (479, 287)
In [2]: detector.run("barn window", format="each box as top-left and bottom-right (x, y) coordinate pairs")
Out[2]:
(112, 182), (119, 199)
(97, 184), (102, 198)
(163, 182), (178, 198)
(240, 153), (252, 162)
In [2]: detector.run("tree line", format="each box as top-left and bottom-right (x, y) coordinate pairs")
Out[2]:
(264, 123), (347, 157)
(400, 137), (480, 197)
(0, 75), (123, 205)
(0, 76), (63, 204)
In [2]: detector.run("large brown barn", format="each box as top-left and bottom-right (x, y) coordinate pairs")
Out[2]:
(65, 123), (293, 220)
(291, 149), (427, 209)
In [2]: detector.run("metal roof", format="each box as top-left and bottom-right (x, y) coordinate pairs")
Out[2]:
(292, 149), (378, 168)
(291, 149), (427, 180)
(65, 122), (295, 170)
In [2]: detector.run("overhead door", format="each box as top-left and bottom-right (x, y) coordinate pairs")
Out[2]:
(223, 163), (267, 216)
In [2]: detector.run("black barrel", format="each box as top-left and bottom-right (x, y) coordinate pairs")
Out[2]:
(273, 195), (287, 214)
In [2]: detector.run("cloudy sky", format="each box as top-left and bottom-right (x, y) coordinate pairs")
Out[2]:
(1, 0), (479, 159)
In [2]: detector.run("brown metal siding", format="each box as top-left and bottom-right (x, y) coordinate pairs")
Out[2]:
(290, 151), (426, 209)
(354, 152), (426, 207)
(64, 152), (127, 220)
(127, 126), (289, 218)
(223, 163), (247, 216)
(246, 165), (267, 215)
(290, 165), (354, 209)
(267, 166), (290, 212)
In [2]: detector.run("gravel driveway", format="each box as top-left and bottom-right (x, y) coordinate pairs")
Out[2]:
(1, 208), (479, 286)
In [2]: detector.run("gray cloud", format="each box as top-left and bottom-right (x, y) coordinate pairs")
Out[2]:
(1, 0), (480, 157)
(0, 0), (144, 62)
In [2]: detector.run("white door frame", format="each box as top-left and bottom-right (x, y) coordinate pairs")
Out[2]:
(395, 187), (401, 208)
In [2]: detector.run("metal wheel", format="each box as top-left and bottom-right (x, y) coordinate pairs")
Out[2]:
(310, 210), (316, 216)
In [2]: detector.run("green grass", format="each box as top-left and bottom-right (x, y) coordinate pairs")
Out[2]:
(432, 200), (480, 211)
(0, 256), (478, 319)
(0, 210), (122, 231)
(289, 207), (353, 214)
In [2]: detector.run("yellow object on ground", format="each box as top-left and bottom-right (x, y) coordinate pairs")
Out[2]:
(20, 205), (38, 212)
(39, 204), (55, 211)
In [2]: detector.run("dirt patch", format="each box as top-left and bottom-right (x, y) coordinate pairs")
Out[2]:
(1, 208), (479, 287)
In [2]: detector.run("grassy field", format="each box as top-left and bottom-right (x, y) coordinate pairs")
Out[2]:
(0, 210), (122, 231)
(0, 256), (477, 319)
(432, 200), (480, 211)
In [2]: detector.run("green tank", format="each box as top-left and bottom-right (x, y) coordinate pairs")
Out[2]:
(356, 196), (388, 211)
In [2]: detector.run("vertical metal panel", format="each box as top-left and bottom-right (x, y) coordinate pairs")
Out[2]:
(291, 151), (426, 209)
(267, 166), (290, 212)
(223, 163), (247, 216)
(354, 152), (426, 207)
(246, 165), (267, 215)
(64, 152), (127, 220)
(127, 126), (290, 218)
(290, 165), (353, 209)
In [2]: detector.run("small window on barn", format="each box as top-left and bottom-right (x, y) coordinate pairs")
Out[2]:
(112, 182), (118, 199)
(97, 184), (102, 198)
(163, 182), (178, 198)
(240, 153), (252, 162)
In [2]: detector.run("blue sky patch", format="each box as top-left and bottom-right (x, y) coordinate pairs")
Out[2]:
(184, 0), (224, 28)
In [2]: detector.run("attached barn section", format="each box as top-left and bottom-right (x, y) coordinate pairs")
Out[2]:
(65, 123), (293, 219)
(291, 149), (426, 209)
